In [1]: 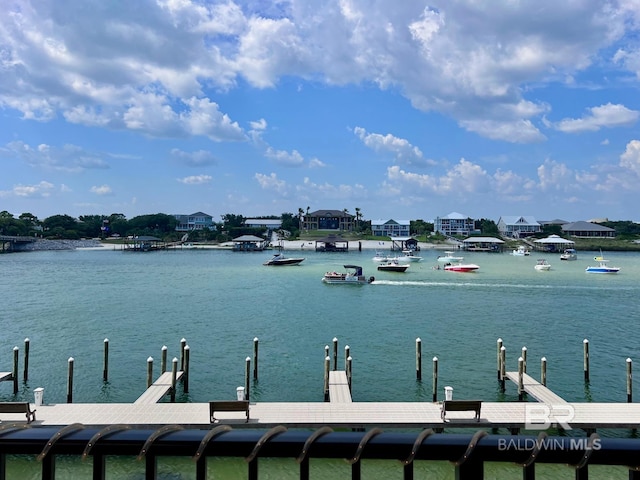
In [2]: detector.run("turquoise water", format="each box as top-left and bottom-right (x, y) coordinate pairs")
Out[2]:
(1, 247), (638, 406)
(1, 247), (639, 478)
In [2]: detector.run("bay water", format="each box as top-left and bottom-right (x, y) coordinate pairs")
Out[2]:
(1, 246), (639, 478)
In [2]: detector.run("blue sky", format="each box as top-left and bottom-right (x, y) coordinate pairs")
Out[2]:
(2, 0), (640, 223)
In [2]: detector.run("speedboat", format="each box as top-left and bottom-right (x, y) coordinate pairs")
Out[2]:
(322, 265), (375, 284)
(512, 246), (530, 256)
(586, 255), (620, 274)
(534, 259), (551, 271)
(443, 263), (479, 272)
(437, 251), (464, 263)
(263, 253), (305, 266)
(377, 259), (410, 272)
(560, 248), (577, 261)
(372, 251), (391, 262)
(397, 249), (423, 262)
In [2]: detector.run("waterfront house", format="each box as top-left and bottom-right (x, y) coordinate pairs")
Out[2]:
(302, 210), (354, 232)
(434, 212), (477, 237)
(561, 221), (616, 238)
(174, 212), (215, 232)
(371, 219), (410, 237)
(497, 216), (541, 238)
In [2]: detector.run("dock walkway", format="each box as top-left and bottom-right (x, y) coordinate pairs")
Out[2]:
(133, 371), (184, 404)
(504, 371), (568, 404)
(328, 371), (352, 403)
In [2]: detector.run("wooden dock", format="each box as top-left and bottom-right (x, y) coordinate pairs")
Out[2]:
(133, 371), (184, 404)
(504, 371), (568, 404)
(328, 371), (352, 403)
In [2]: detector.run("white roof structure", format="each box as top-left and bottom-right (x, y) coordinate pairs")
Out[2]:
(533, 235), (574, 245)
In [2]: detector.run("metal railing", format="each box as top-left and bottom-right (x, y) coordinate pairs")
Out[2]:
(0, 424), (639, 479)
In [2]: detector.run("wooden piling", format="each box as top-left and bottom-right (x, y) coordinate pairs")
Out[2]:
(161, 346), (167, 374)
(521, 346), (527, 374)
(245, 356), (251, 403)
(180, 338), (187, 371)
(323, 356), (330, 402)
(347, 356), (352, 391)
(67, 357), (74, 403)
(416, 338), (422, 381)
(627, 358), (633, 403)
(518, 357), (524, 401)
(583, 339), (590, 382)
(344, 345), (350, 371)
(500, 346), (506, 392)
(23, 338), (30, 383)
(183, 346), (190, 393)
(12, 346), (18, 394)
(102, 338), (109, 382)
(332, 338), (338, 371)
(541, 357), (547, 387)
(496, 338), (503, 379)
(253, 337), (259, 380)
(147, 357), (153, 388)
(432, 356), (438, 402)
(170, 357), (178, 402)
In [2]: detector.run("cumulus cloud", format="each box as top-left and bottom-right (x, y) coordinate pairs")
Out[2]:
(90, 185), (113, 195)
(265, 147), (305, 166)
(177, 175), (212, 185)
(1, 141), (109, 172)
(354, 127), (432, 166)
(554, 103), (639, 133)
(170, 149), (217, 167)
(0, 181), (55, 198)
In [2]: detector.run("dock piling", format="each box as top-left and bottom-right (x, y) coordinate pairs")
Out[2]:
(416, 338), (422, 381)
(345, 345), (350, 372)
(170, 357), (178, 402)
(323, 356), (330, 401)
(497, 338), (503, 380)
(183, 346), (190, 393)
(146, 357), (153, 388)
(521, 346), (527, 374)
(245, 357), (251, 403)
(500, 346), (506, 392)
(12, 346), (18, 394)
(161, 346), (167, 374)
(583, 339), (590, 382)
(518, 357), (524, 401)
(67, 357), (74, 403)
(332, 338), (338, 371)
(541, 357), (547, 386)
(180, 338), (187, 371)
(432, 356), (438, 402)
(24, 338), (30, 383)
(253, 337), (259, 381)
(347, 356), (352, 391)
(627, 358), (633, 403)
(103, 338), (109, 382)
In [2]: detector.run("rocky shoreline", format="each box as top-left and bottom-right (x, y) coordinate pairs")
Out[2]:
(19, 239), (105, 251)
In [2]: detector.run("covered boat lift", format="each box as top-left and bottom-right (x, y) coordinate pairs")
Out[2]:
(533, 234), (575, 253)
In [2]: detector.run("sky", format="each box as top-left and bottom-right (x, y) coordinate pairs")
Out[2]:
(2, 1), (640, 224)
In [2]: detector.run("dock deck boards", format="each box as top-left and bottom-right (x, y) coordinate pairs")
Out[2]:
(504, 371), (568, 404)
(133, 371), (184, 404)
(328, 371), (352, 403)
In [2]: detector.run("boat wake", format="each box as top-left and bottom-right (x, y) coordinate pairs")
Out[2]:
(371, 280), (635, 291)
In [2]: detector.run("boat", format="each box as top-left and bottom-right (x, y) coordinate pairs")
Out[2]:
(263, 253), (305, 266)
(443, 263), (479, 272)
(322, 265), (375, 284)
(534, 259), (551, 271)
(512, 246), (530, 256)
(585, 254), (620, 274)
(397, 249), (423, 262)
(437, 251), (464, 263)
(377, 259), (410, 272)
(372, 250), (391, 262)
(560, 248), (577, 261)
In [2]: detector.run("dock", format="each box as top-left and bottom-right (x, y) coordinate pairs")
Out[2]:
(328, 371), (352, 403)
(504, 371), (568, 404)
(0, 372), (13, 383)
(133, 371), (184, 404)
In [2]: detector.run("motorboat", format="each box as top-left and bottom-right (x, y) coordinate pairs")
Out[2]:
(585, 255), (620, 274)
(377, 259), (410, 272)
(372, 250), (391, 262)
(437, 251), (464, 263)
(512, 246), (530, 256)
(397, 249), (423, 262)
(560, 248), (577, 261)
(322, 265), (375, 284)
(534, 259), (551, 271)
(263, 253), (305, 266)
(443, 263), (479, 272)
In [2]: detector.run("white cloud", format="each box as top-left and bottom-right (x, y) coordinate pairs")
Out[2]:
(354, 127), (431, 166)
(265, 147), (305, 166)
(255, 172), (288, 195)
(90, 185), (113, 195)
(177, 175), (212, 185)
(170, 149), (217, 167)
(1, 141), (109, 172)
(0, 181), (55, 198)
(554, 103), (639, 133)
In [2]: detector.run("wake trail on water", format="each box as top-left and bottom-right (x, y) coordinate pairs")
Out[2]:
(371, 279), (636, 291)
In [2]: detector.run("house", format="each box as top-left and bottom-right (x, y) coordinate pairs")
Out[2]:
(174, 212), (215, 232)
(434, 212), (477, 237)
(244, 218), (282, 230)
(371, 219), (410, 237)
(302, 210), (354, 232)
(497, 216), (541, 238)
(561, 221), (616, 238)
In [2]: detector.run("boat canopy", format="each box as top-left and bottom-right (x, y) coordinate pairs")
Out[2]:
(343, 265), (363, 275)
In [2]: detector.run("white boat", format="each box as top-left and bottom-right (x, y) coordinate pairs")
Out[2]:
(560, 248), (577, 261)
(377, 259), (410, 272)
(263, 253), (305, 266)
(443, 263), (479, 272)
(585, 255), (620, 274)
(372, 251), (391, 262)
(534, 259), (551, 271)
(512, 246), (530, 256)
(322, 265), (375, 284)
(437, 251), (464, 263)
(397, 249), (423, 262)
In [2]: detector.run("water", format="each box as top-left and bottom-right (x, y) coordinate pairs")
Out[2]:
(1, 247), (639, 478)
